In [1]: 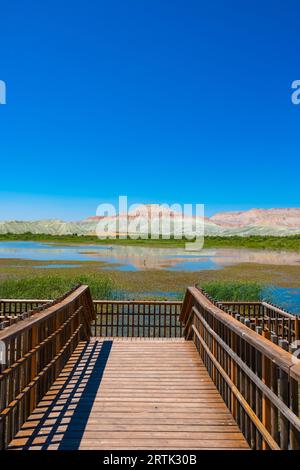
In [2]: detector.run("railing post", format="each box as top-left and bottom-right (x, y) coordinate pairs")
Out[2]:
(270, 334), (279, 444)
(278, 339), (289, 449)
(295, 317), (300, 341)
(255, 326), (263, 449)
(55, 311), (61, 378)
(230, 331), (238, 420)
(212, 316), (217, 383)
(289, 342), (299, 450)
(29, 325), (38, 414)
(262, 330), (272, 449)
(0, 356), (5, 450)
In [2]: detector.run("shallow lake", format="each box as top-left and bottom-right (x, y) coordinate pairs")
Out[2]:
(1, 241), (300, 271)
(0, 241), (299, 313)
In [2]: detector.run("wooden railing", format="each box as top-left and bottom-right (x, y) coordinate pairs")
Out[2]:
(92, 300), (183, 338)
(0, 299), (49, 329)
(1, 298), (183, 338)
(0, 285), (95, 449)
(219, 300), (299, 345)
(193, 291), (300, 346)
(0, 298), (48, 314)
(2, 293), (298, 345)
(180, 287), (300, 450)
(219, 300), (294, 319)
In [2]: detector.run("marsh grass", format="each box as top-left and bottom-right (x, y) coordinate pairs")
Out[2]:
(0, 275), (265, 303)
(201, 280), (264, 302)
(0, 274), (115, 299)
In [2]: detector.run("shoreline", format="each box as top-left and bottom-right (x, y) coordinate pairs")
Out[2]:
(0, 233), (300, 251)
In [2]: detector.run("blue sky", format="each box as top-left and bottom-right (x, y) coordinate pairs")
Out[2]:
(0, 0), (299, 220)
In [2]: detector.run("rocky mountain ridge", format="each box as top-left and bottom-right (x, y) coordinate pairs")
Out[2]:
(0, 208), (299, 237)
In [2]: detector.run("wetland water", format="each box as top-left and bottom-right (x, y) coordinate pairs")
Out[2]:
(1, 241), (300, 270)
(0, 241), (299, 313)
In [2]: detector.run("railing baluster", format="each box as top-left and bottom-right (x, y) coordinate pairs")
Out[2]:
(262, 330), (272, 449)
(270, 334), (279, 444)
(278, 339), (290, 449)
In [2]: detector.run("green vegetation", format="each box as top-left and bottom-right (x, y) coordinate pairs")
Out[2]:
(0, 232), (186, 247)
(0, 257), (300, 301)
(204, 235), (300, 251)
(0, 271), (265, 303)
(201, 281), (265, 302)
(1, 232), (300, 250)
(0, 274), (115, 299)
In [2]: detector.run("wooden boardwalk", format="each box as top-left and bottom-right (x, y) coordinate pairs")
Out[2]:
(8, 338), (248, 450)
(2, 287), (300, 450)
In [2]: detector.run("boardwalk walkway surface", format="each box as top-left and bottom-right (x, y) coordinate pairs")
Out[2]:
(8, 338), (248, 450)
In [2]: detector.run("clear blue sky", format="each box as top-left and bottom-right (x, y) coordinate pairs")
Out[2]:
(0, 0), (299, 220)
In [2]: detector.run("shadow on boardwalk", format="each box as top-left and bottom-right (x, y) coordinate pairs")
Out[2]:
(8, 340), (112, 450)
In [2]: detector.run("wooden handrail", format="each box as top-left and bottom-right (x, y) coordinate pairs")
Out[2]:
(93, 300), (182, 305)
(1, 299), (182, 306)
(0, 285), (95, 449)
(220, 300), (295, 318)
(183, 288), (298, 373)
(0, 298), (49, 303)
(194, 289), (299, 345)
(180, 286), (300, 450)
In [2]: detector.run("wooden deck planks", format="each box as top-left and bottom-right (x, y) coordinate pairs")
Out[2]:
(8, 338), (249, 450)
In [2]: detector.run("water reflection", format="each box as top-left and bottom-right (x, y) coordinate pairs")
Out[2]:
(0, 241), (300, 271)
